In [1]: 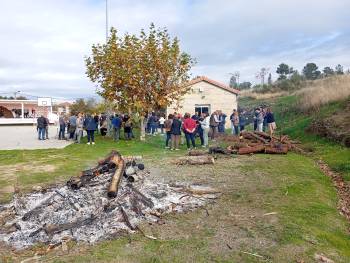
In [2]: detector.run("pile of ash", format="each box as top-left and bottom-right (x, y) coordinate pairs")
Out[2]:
(0, 151), (219, 249)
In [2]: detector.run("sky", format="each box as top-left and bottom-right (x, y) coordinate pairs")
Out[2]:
(0, 0), (349, 100)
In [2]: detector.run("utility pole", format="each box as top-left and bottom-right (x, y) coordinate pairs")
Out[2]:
(106, 0), (109, 43)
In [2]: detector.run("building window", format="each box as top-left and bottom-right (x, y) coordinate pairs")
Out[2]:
(195, 104), (210, 115)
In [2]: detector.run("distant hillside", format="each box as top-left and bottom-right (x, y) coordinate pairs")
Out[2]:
(239, 75), (350, 148)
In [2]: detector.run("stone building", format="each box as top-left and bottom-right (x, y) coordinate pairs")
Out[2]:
(167, 76), (239, 127)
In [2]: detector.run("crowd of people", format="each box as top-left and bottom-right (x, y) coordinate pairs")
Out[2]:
(37, 112), (134, 145)
(36, 107), (276, 148)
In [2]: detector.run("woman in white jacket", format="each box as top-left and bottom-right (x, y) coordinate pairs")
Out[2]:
(199, 112), (210, 147)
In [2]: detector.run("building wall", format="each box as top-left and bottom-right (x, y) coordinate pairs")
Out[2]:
(0, 102), (49, 118)
(167, 81), (238, 127)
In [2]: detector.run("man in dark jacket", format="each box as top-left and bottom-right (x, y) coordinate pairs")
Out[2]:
(37, 115), (47, 140)
(84, 114), (97, 145)
(111, 114), (122, 141)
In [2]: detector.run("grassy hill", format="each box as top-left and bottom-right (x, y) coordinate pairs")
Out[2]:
(239, 75), (350, 181)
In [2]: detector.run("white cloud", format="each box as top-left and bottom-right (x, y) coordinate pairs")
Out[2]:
(0, 0), (349, 98)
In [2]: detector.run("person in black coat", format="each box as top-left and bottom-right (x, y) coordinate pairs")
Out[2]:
(84, 114), (97, 145)
(170, 115), (182, 150)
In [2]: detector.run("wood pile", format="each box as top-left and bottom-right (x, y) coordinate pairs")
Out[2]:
(217, 131), (303, 155)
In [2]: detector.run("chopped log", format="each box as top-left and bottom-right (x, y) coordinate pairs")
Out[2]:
(231, 142), (249, 149)
(108, 153), (126, 198)
(174, 155), (215, 165)
(238, 145), (265, 155)
(44, 215), (97, 235)
(253, 131), (271, 139)
(265, 144), (288, 154)
(188, 150), (208, 156)
(245, 131), (269, 144)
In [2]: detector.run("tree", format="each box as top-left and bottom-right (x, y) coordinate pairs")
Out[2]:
(302, 63), (321, 80)
(85, 24), (194, 140)
(276, 63), (291, 80)
(323, 67), (334, 77)
(335, 64), (344, 75)
(70, 98), (97, 115)
(256, 67), (269, 86)
(267, 73), (272, 85)
(229, 75), (237, 88)
(239, 81), (252, 90)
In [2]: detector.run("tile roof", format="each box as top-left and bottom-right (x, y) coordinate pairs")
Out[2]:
(185, 76), (240, 95)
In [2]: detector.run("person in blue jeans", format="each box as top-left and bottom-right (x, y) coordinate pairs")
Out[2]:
(111, 114), (122, 141)
(37, 115), (47, 140)
(84, 114), (97, 145)
(58, 114), (66, 140)
(149, 112), (158, 135)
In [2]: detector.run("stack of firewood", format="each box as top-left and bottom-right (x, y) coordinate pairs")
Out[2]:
(217, 131), (303, 155)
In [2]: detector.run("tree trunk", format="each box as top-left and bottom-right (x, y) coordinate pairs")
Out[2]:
(238, 145), (265, 155)
(140, 115), (146, 141)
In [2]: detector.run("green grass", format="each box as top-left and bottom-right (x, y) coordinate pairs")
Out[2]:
(239, 95), (350, 181)
(0, 132), (190, 203)
(1, 105), (350, 262)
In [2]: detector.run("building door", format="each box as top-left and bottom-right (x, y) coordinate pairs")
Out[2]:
(195, 104), (210, 115)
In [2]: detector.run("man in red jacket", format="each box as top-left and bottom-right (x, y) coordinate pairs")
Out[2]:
(183, 113), (197, 149)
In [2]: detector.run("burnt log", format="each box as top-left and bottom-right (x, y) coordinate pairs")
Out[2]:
(174, 155), (215, 165)
(108, 153), (126, 198)
(209, 146), (232, 155)
(67, 150), (119, 190)
(120, 206), (135, 230)
(127, 184), (154, 208)
(44, 215), (97, 235)
(238, 145), (265, 155)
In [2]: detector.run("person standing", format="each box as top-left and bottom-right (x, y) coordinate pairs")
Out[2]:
(123, 115), (132, 140)
(58, 114), (66, 140)
(37, 115), (47, 140)
(239, 111), (246, 132)
(170, 115), (182, 150)
(68, 114), (77, 140)
(149, 112), (157, 136)
(194, 113), (204, 147)
(164, 114), (173, 149)
(209, 111), (219, 140)
(159, 115), (165, 134)
(199, 112), (210, 147)
(100, 116), (108, 137)
(218, 111), (227, 133)
(111, 114), (122, 141)
(253, 108), (260, 131)
(232, 110), (239, 135)
(266, 107), (277, 138)
(75, 113), (84, 144)
(183, 113), (196, 150)
(94, 114), (100, 134)
(45, 117), (50, 139)
(84, 114), (97, 145)
(257, 108), (264, 132)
